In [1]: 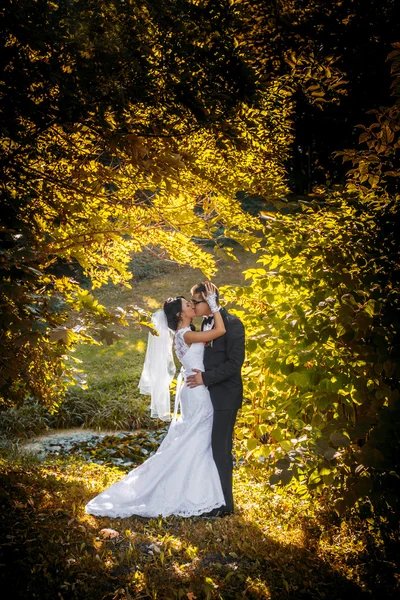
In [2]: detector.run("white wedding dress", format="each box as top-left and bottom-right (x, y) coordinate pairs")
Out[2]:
(85, 327), (225, 518)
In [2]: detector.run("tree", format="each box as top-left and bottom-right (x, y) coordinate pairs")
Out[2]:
(1, 0), (346, 409)
(285, 0), (398, 193)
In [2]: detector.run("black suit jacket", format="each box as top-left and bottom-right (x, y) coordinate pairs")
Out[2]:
(201, 308), (245, 411)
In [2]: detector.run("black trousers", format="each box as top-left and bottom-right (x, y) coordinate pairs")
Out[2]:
(211, 408), (238, 512)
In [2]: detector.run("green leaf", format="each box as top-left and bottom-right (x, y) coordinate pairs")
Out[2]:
(319, 465), (332, 476)
(280, 440), (292, 452)
(269, 255), (280, 269)
(269, 473), (281, 485)
(271, 427), (284, 442)
(287, 371), (310, 388)
(324, 448), (338, 461)
(316, 395), (331, 410)
(356, 312), (373, 333)
(261, 445), (271, 458)
(246, 438), (259, 451)
(315, 437), (330, 451)
(383, 360), (393, 375)
(258, 423), (268, 435)
(336, 323), (347, 337)
(280, 469), (293, 485)
(48, 327), (74, 345)
(363, 299), (377, 317)
(330, 431), (351, 447)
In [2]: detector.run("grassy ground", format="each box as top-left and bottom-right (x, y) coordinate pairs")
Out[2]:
(95, 245), (258, 310)
(1, 247), (399, 598)
(1, 451), (397, 600)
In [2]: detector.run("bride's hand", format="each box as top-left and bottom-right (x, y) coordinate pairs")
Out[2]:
(202, 282), (220, 313)
(203, 281), (218, 294)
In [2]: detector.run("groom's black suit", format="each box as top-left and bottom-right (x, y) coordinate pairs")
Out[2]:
(201, 307), (245, 513)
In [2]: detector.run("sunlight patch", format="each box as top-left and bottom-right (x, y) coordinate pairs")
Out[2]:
(135, 340), (146, 353)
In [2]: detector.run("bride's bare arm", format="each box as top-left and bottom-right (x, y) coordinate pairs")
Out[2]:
(183, 282), (225, 344)
(183, 309), (225, 344)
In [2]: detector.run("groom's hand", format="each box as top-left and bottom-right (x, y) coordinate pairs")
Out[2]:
(186, 369), (203, 388)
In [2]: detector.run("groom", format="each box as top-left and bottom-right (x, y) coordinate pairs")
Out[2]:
(187, 282), (245, 517)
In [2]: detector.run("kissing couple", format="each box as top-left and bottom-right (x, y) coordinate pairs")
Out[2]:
(85, 281), (245, 519)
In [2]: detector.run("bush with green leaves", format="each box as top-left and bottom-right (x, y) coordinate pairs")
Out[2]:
(227, 190), (399, 517)
(0, 398), (52, 439)
(227, 44), (400, 519)
(53, 387), (151, 432)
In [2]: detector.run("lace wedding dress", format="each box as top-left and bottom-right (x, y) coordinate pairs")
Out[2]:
(85, 327), (225, 518)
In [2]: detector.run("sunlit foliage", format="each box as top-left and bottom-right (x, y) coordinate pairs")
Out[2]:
(0, 0), (346, 408)
(229, 44), (400, 518)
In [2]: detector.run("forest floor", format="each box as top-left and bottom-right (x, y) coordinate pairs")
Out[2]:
(1, 451), (398, 600)
(1, 245), (399, 599)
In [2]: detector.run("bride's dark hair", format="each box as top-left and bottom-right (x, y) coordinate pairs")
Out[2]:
(163, 296), (183, 331)
(163, 296), (195, 332)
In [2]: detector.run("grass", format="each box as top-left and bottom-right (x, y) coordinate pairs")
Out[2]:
(90, 244), (258, 311)
(1, 246), (399, 598)
(59, 335), (151, 431)
(1, 451), (398, 600)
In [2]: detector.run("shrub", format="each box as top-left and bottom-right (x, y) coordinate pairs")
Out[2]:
(0, 399), (51, 439)
(52, 387), (152, 431)
(229, 45), (400, 519)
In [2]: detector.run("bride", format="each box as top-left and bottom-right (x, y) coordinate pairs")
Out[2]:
(85, 282), (226, 518)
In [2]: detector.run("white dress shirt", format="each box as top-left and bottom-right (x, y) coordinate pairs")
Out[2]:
(202, 316), (214, 331)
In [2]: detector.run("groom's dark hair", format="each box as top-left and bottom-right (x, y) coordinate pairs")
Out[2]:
(190, 283), (219, 304)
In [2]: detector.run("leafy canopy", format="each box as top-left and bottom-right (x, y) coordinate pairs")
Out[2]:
(0, 0), (345, 408)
